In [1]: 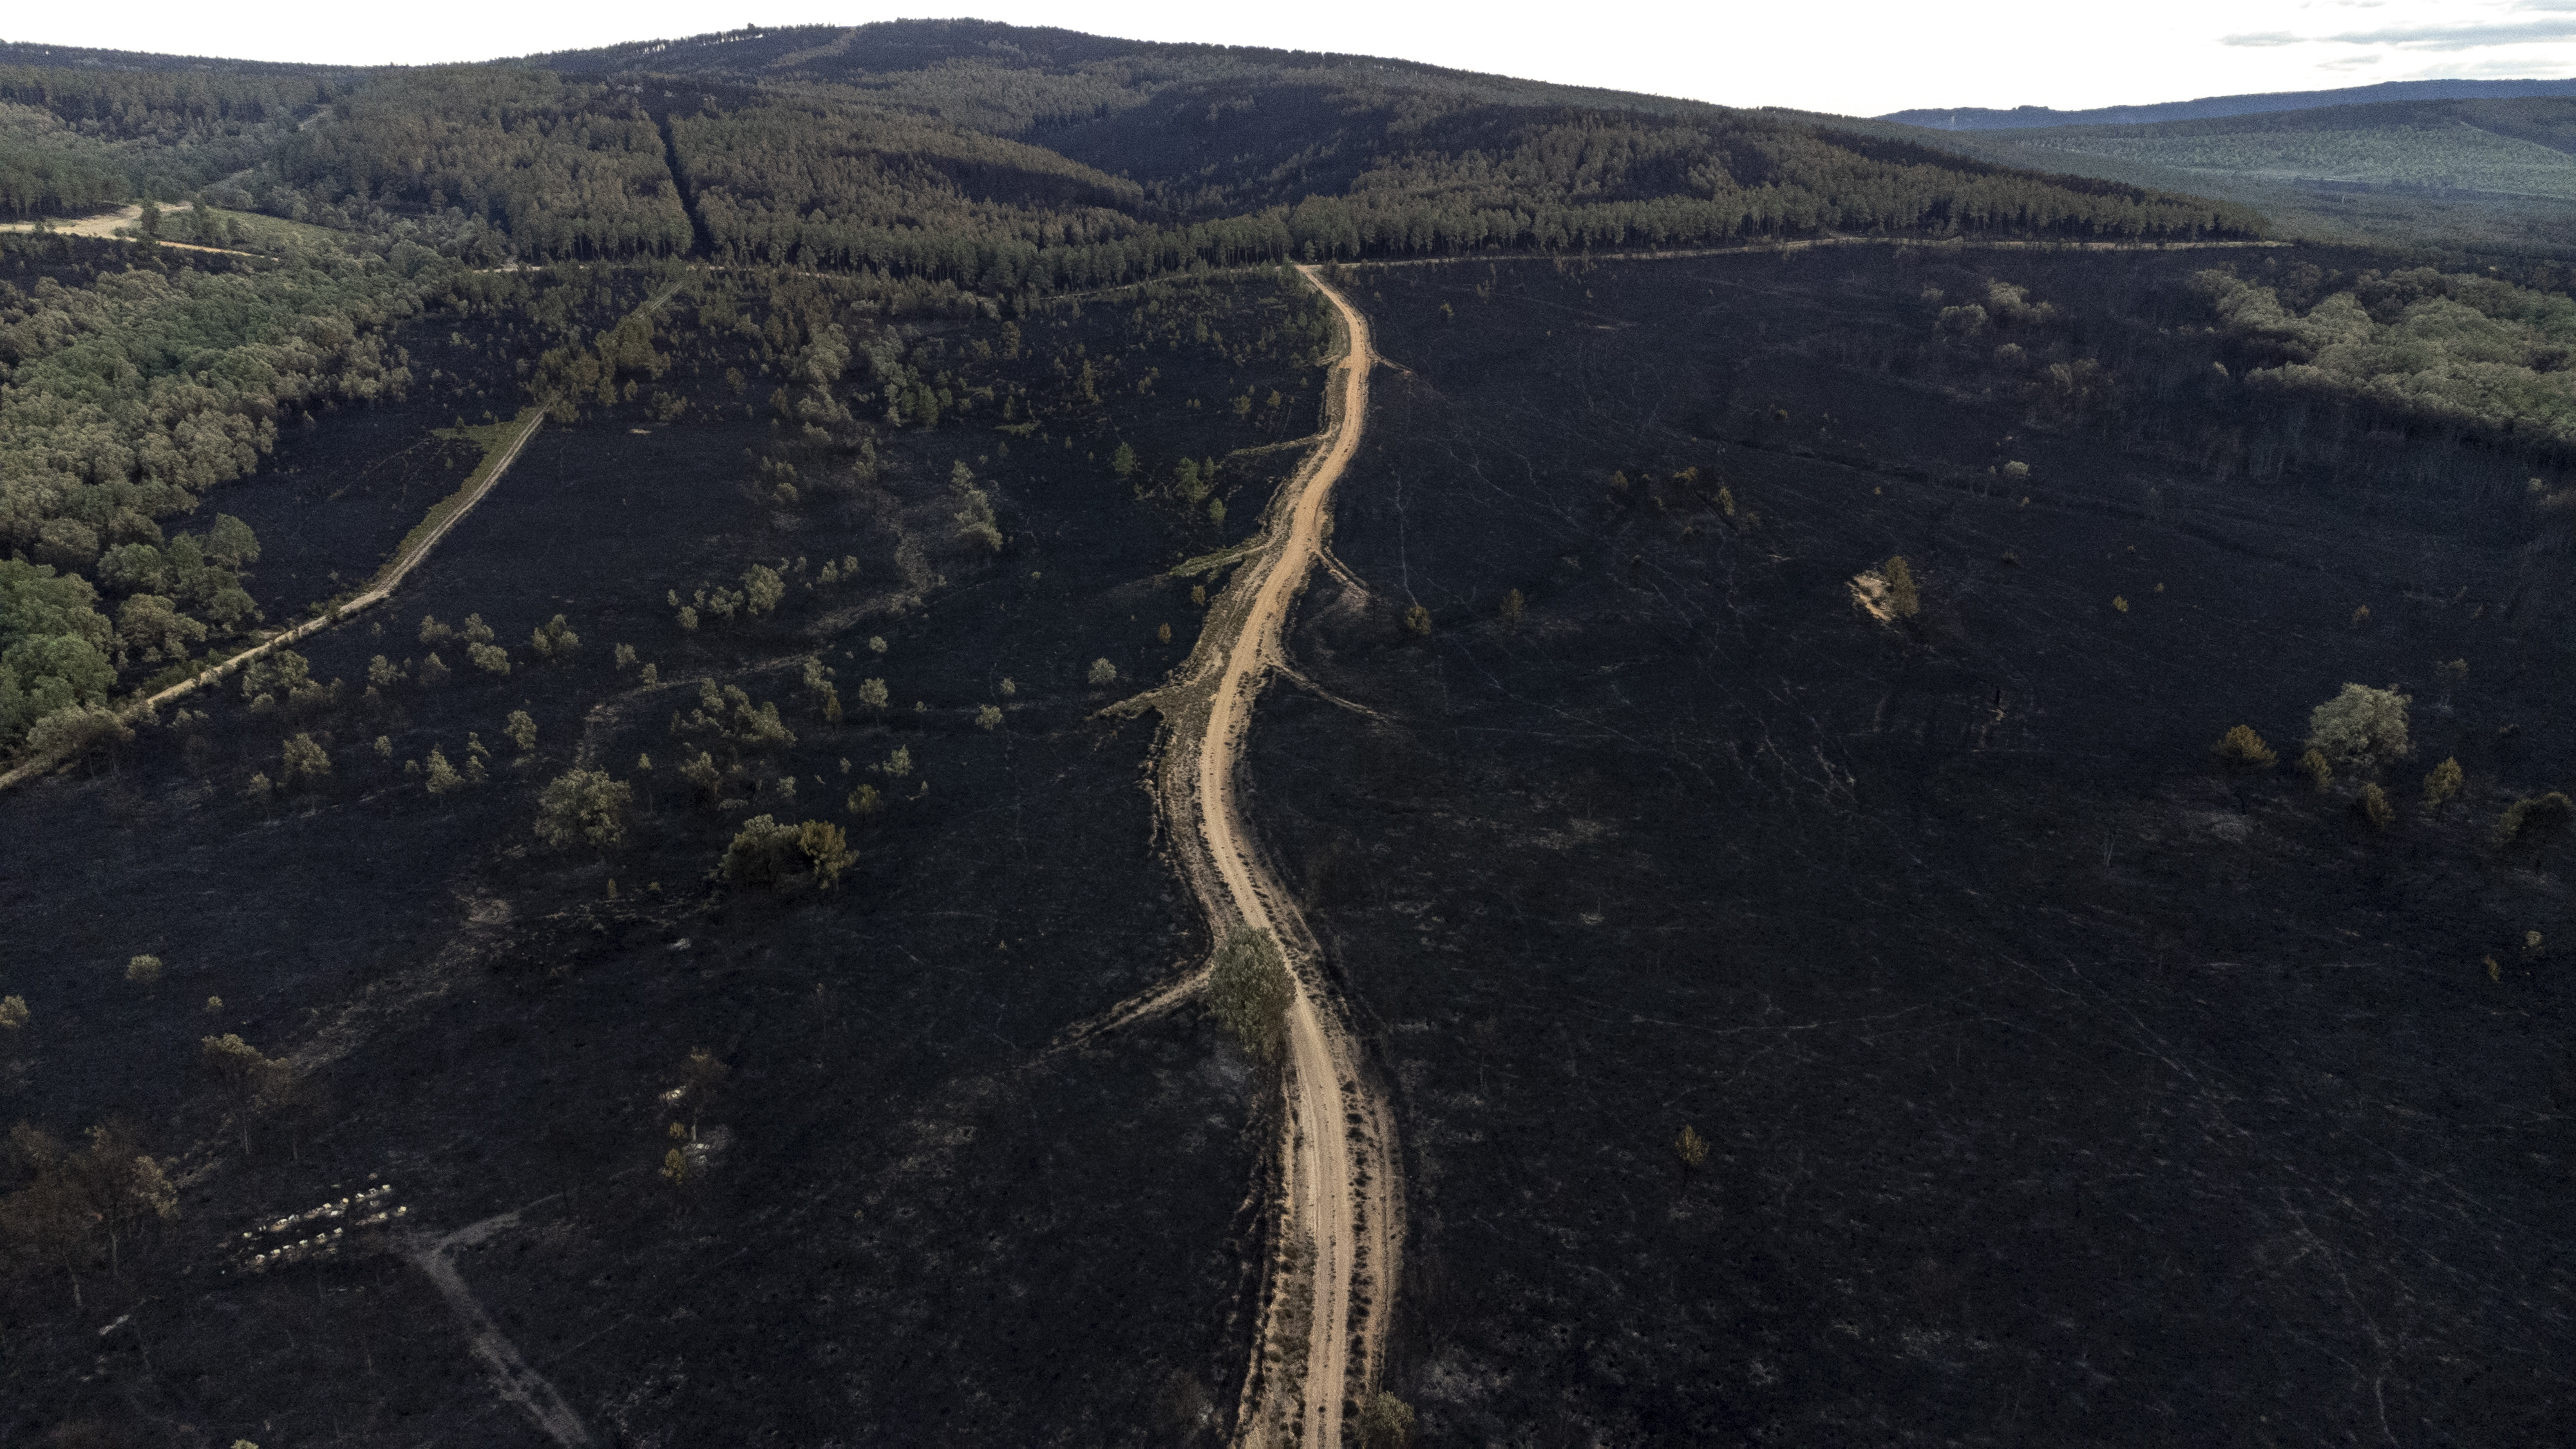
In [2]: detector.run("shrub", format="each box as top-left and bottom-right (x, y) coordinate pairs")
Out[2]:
(1403, 604), (1432, 636)
(2214, 725), (2277, 770)
(535, 770), (634, 851)
(2497, 791), (2573, 848)
(243, 772), (274, 803)
(676, 605), (699, 631)
(424, 747), (463, 797)
(1088, 658), (1119, 687)
(679, 751), (723, 803)
(279, 734), (329, 784)
(614, 643), (637, 670)
(2306, 684), (2410, 766)
(1673, 1124), (1709, 1169)
(976, 704), (1003, 730)
(1501, 588), (1525, 623)
(2353, 783), (2394, 831)
(798, 820), (855, 889)
(530, 614), (580, 661)
(2423, 757), (2463, 810)
(1209, 927), (1293, 1065)
(847, 782), (882, 815)
(2296, 748), (2334, 793)
(419, 653), (451, 687)
(126, 955), (163, 986)
(0, 996), (25, 1032)
(25, 705), (131, 760)
(1882, 556), (1920, 619)
(1356, 1391), (1416, 1449)
(720, 815), (805, 889)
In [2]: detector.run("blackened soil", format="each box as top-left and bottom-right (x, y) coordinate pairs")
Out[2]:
(1248, 249), (2573, 1444)
(3, 274), (1336, 1445)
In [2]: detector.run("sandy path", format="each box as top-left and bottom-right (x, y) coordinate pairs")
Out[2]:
(1168, 265), (1398, 1446)
(0, 202), (252, 256)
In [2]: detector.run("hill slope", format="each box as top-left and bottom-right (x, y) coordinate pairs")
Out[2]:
(1884, 76), (2576, 130)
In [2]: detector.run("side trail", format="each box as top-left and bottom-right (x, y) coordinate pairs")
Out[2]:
(1100, 264), (1399, 1447)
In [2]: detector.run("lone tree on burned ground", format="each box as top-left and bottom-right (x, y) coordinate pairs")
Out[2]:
(536, 769), (636, 853)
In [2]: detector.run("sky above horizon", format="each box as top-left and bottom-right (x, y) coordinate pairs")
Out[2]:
(8, 0), (2575, 115)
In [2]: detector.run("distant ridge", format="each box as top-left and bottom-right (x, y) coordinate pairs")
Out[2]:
(1883, 77), (2576, 130)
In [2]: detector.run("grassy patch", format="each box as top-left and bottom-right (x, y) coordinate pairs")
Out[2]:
(1170, 538), (1262, 579)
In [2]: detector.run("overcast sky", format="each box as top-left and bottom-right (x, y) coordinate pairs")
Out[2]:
(9, 0), (2575, 115)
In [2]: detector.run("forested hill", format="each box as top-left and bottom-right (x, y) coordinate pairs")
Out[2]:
(0, 20), (2268, 761)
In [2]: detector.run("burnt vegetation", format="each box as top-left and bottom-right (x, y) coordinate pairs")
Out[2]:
(1, 18), (2572, 1449)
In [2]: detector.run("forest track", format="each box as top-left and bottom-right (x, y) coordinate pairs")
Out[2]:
(1133, 265), (1397, 1447)
(0, 410), (543, 795)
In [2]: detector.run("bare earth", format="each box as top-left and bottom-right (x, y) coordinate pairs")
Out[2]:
(1164, 266), (1399, 1447)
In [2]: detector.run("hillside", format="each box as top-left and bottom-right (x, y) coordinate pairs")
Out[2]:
(1884, 76), (2576, 130)
(1805, 97), (2576, 258)
(4, 20), (2575, 1449)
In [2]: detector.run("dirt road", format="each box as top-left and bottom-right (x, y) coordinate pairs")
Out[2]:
(1156, 265), (1399, 1446)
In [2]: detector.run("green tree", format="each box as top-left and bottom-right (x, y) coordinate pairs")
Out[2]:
(858, 677), (889, 714)
(467, 642), (511, 675)
(798, 820), (855, 889)
(424, 746), (463, 797)
(976, 703), (1003, 730)
(535, 770), (635, 851)
(461, 613), (495, 645)
(744, 565), (786, 616)
(1403, 604), (1432, 636)
(198, 1033), (290, 1155)
(125, 955), (163, 987)
(2497, 792), (2573, 849)
(1111, 442), (1137, 478)
(530, 614), (580, 661)
(280, 733), (329, 785)
(1088, 658), (1118, 687)
(2354, 782), (2394, 831)
(504, 709), (538, 755)
(1501, 588), (1525, 623)
(2306, 684), (2410, 768)
(1882, 555), (1921, 620)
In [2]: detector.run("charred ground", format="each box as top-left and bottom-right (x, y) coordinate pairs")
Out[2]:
(3, 265), (1340, 1445)
(1247, 245), (2573, 1443)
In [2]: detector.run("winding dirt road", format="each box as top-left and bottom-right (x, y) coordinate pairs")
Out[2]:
(1160, 265), (1399, 1446)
